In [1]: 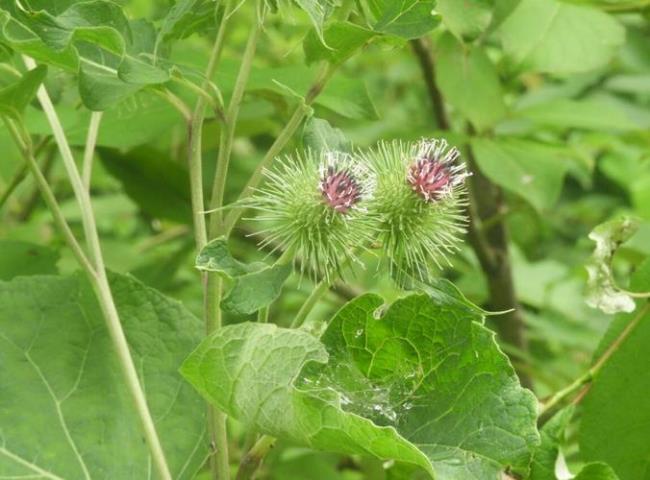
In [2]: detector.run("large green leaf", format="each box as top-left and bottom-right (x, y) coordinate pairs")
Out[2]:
(471, 138), (569, 212)
(580, 259), (650, 480)
(0, 240), (59, 280)
(302, 117), (351, 153)
(97, 146), (193, 224)
(514, 98), (638, 132)
(155, 0), (216, 49)
(532, 407), (620, 480)
(294, 0), (336, 44)
(435, 33), (506, 131)
(498, 0), (624, 74)
(0, 272), (207, 479)
(182, 293), (539, 479)
(530, 407), (575, 480)
(365, 0), (441, 39)
(196, 238), (292, 316)
(0, 1), (171, 110)
(303, 22), (375, 65)
(437, 0), (493, 40)
(0, 2), (79, 70)
(0, 64), (46, 119)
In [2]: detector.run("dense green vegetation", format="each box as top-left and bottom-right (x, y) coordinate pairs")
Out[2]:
(1, 1), (650, 479)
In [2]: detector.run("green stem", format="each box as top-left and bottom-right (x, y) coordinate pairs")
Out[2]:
(3, 118), (94, 274)
(235, 435), (276, 480)
(155, 88), (192, 124)
(0, 162), (28, 210)
(208, 12), (262, 237)
(290, 280), (331, 328)
(541, 302), (650, 415)
(22, 56), (173, 480)
(223, 63), (335, 236)
(82, 111), (102, 191)
(186, 3), (234, 478)
(0, 127), (51, 210)
(257, 307), (270, 323)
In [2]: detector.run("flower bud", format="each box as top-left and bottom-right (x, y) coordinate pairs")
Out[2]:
(360, 138), (470, 281)
(250, 150), (374, 281)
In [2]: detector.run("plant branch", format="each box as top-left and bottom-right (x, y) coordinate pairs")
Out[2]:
(186, 3), (234, 478)
(541, 301), (650, 416)
(82, 111), (102, 191)
(23, 56), (173, 480)
(409, 38), (449, 130)
(16, 145), (56, 221)
(208, 13), (262, 237)
(409, 38), (532, 389)
(223, 63), (334, 235)
(0, 162), (28, 211)
(291, 279), (332, 328)
(236, 435), (276, 480)
(3, 118), (94, 273)
(1, 136), (52, 212)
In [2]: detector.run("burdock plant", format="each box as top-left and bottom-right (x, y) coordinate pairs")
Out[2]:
(250, 150), (375, 280)
(250, 138), (469, 283)
(360, 138), (470, 282)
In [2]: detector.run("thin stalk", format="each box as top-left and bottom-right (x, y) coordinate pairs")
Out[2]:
(172, 76), (219, 110)
(541, 302), (650, 415)
(155, 88), (192, 124)
(0, 163), (28, 210)
(16, 146), (56, 222)
(82, 111), (103, 191)
(188, 0), (233, 250)
(0, 136), (51, 210)
(208, 14), (262, 237)
(290, 280), (331, 328)
(186, 3), (234, 479)
(3, 118), (94, 274)
(224, 63), (335, 235)
(257, 307), (269, 323)
(235, 435), (276, 480)
(22, 56), (173, 480)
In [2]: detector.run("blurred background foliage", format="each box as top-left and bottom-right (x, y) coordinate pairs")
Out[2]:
(1, 0), (650, 478)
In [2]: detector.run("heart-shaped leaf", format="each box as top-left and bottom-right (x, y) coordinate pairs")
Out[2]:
(182, 292), (539, 479)
(0, 1), (172, 110)
(0, 272), (207, 479)
(196, 237), (292, 315)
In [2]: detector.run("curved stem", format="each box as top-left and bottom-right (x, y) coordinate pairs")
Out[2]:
(0, 163), (28, 210)
(22, 57), (173, 480)
(186, 3), (234, 478)
(208, 13), (262, 237)
(541, 302), (650, 416)
(291, 280), (331, 328)
(224, 63), (335, 235)
(3, 118), (94, 274)
(155, 88), (192, 124)
(82, 111), (102, 191)
(236, 435), (276, 480)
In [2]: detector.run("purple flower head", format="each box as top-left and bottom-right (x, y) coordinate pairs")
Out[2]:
(318, 152), (373, 214)
(406, 139), (469, 203)
(320, 167), (362, 213)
